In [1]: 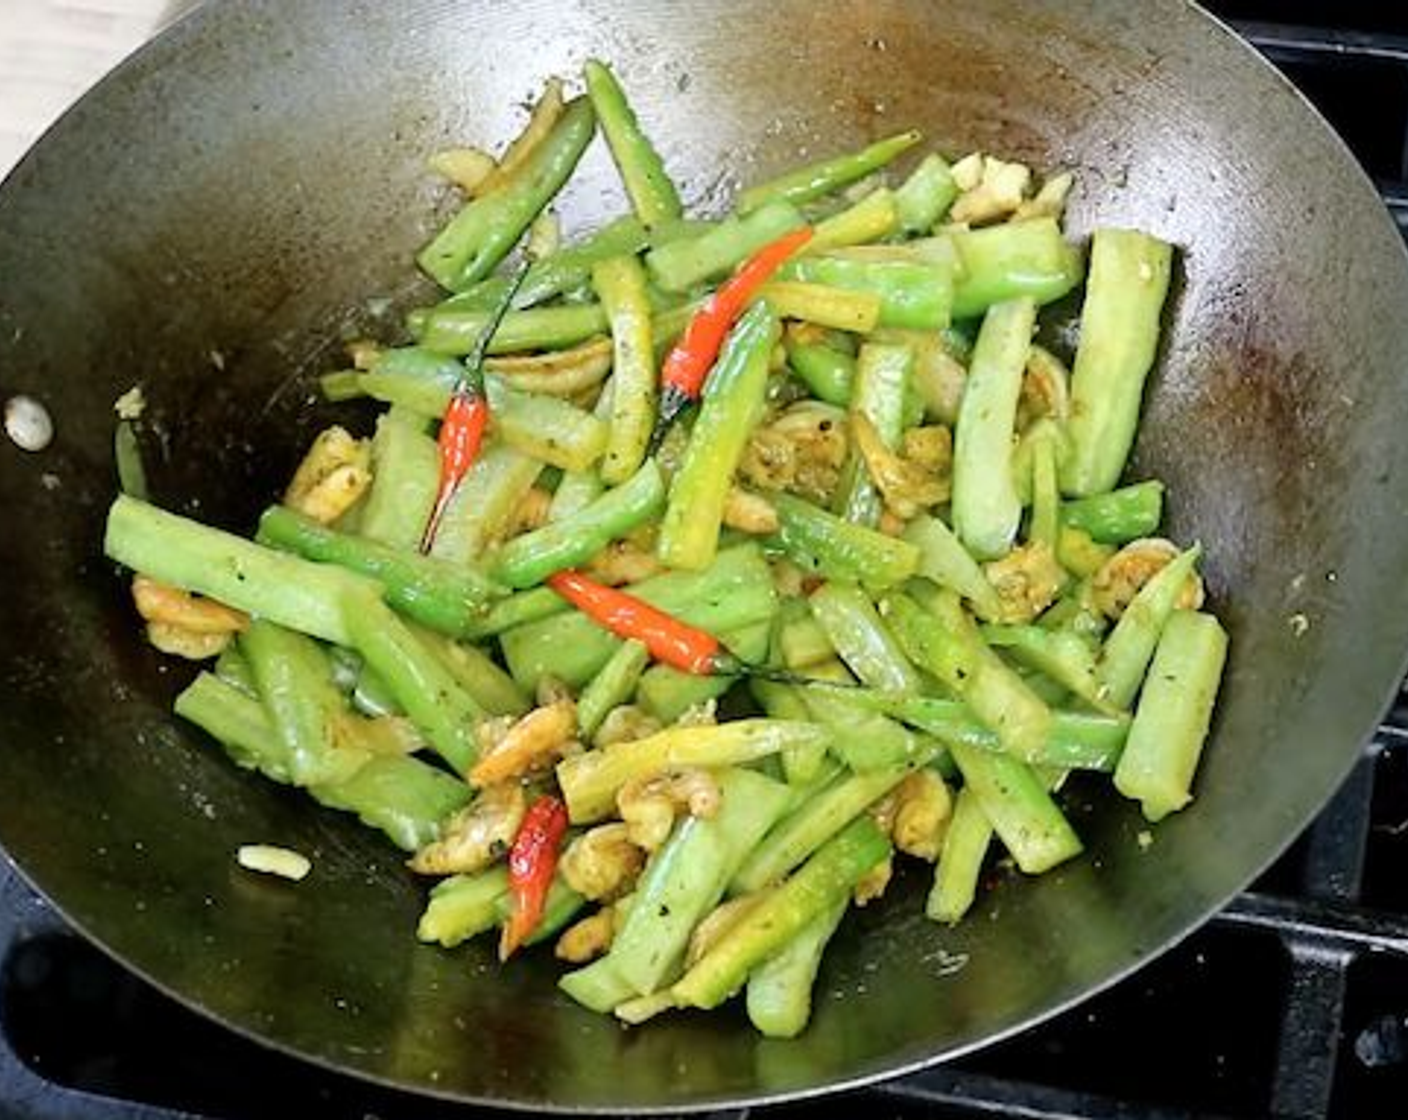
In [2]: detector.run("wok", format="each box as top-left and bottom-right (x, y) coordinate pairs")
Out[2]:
(2, 0), (1407, 1111)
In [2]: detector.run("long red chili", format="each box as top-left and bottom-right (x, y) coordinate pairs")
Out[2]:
(648, 225), (813, 452)
(546, 569), (726, 674)
(500, 793), (569, 960)
(420, 259), (531, 553)
(546, 569), (843, 686)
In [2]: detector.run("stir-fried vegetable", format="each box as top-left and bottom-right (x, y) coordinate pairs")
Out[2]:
(102, 64), (1229, 1041)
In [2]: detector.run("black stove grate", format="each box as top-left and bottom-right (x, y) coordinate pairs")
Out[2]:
(5, 11), (1408, 1120)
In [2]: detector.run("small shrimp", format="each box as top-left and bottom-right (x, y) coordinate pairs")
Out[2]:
(852, 413), (948, 520)
(1092, 538), (1205, 621)
(132, 575), (248, 660)
(407, 783), (526, 876)
(559, 823), (646, 902)
(722, 488), (779, 535)
(617, 767), (722, 851)
(984, 542), (1067, 623)
(468, 698), (577, 787)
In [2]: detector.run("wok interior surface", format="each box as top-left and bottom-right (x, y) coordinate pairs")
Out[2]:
(3, 0), (1408, 1110)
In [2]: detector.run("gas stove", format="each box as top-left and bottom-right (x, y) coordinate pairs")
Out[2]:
(4, 5), (1408, 1118)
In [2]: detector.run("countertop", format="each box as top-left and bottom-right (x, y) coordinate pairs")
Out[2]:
(0, 0), (178, 177)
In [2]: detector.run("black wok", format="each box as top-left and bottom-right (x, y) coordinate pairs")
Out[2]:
(2, 0), (1408, 1110)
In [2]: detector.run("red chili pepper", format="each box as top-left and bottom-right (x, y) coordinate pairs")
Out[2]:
(546, 569), (728, 675)
(420, 259), (532, 553)
(500, 793), (569, 960)
(648, 225), (813, 452)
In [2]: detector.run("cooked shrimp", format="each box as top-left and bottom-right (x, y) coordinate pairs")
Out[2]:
(407, 783), (526, 875)
(984, 542), (1067, 623)
(560, 823), (646, 902)
(739, 401), (848, 503)
(1018, 345), (1071, 431)
(555, 905), (618, 963)
(468, 698), (577, 787)
(1092, 538), (1205, 621)
(722, 488), (779, 535)
(132, 575), (248, 660)
(891, 770), (953, 862)
(617, 767), (722, 851)
(593, 704), (664, 749)
(852, 413), (948, 520)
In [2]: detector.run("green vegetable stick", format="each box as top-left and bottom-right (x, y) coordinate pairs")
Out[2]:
(645, 200), (805, 292)
(427, 444), (545, 564)
(784, 252), (953, 331)
(731, 765), (907, 894)
(609, 768), (793, 996)
(804, 187), (899, 253)
(182, 657), (467, 851)
(755, 281), (881, 333)
(239, 621), (366, 788)
(888, 589), (1053, 764)
(1114, 610), (1228, 821)
(948, 741), (1083, 874)
(358, 410), (439, 551)
(737, 130), (920, 213)
(786, 340), (855, 407)
(341, 589), (482, 773)
(556, 719), (830, 823)
(746, 895), (848, 1038)
(951, 296), (1036, 560)
(1061, 228), (1174, 497)
(1028, 422), (1063, 551)
(926, 787), (993, 923)
(947, 218), (1084, 319)
(256, 507), (503, 637)
(559, 955), (636, 1014)
(417, 868), (510, 947)
(442, 215), (649, 311)
(768, 492), (919, 591)
(833, 341), (913, 526)
(592, 255), (657, 484)
(801, 686), (932, 772)
(104, 495), (377, 647)
(583, 59), (682, 229)
(407, 625), (530, 717)
(903, 513), (1005, 622)
(418, 97), (596, 290)
(577, 638), (650, 741)
(672, 817), (891, 1010)
(1061, 480), (1165, 544)
(982, 624), (1109, 713)
(894, 152), (958, 234)
(494, 460), (665, 589)
(824, 686), (1127, 771)
(808, 581), (924, 693)
(750, 678), (832, 786)
(657, 301), (779, 570)
(548, 468), (605, 523)
(778, 613), (836, 671)
(1095, 543), (1203, 709)
(412, 302), (610, 356)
